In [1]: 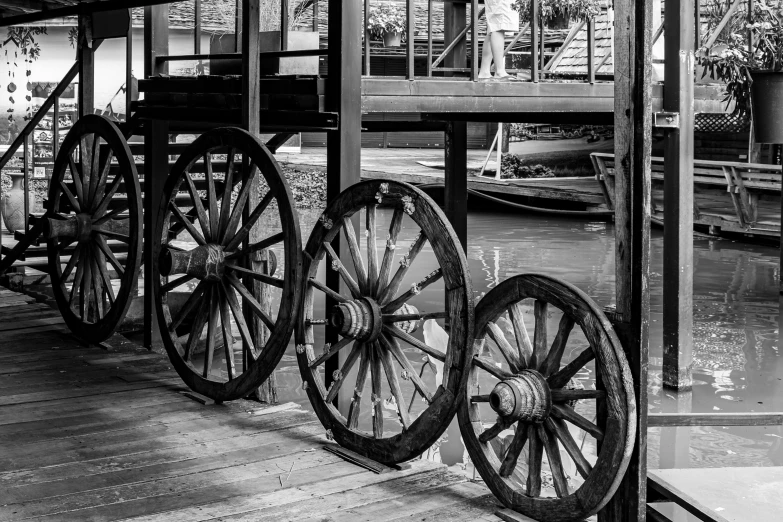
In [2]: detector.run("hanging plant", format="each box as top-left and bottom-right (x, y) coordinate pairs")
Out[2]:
(515, 0), (603, 23)
(7, 82), (14, 93)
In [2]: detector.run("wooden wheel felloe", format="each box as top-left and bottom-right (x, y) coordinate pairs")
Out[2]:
(297, 180), (473, 465)
(153, 127), (302, 402)
(459, 274), (636, 522)
(47, 114), (142, 344)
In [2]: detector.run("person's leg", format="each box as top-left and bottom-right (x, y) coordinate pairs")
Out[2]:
(479, 33), (493, 78)
(490, 30), (508, 77)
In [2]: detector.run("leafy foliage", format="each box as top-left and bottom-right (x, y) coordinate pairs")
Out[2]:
(500, 155), (555, 179)
(514, 0), (603, 23)
(698, 0), (783, 118)
(367, 2), (408, 39)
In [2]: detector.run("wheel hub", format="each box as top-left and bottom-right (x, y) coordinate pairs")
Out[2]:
(489, 369), (552, 423)
(45, 214), (93, 242)
(160, 244), (225, 282)
(330, 298), (383, 342)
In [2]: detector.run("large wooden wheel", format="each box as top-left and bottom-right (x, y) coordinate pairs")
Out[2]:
(46, 114), (142, 343)
(153, 128), (302, 402)
(297, 180), (473, 465)
(459, 274), (635, 522)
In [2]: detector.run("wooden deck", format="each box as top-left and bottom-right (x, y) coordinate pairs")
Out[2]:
(0, 289), (510, 522)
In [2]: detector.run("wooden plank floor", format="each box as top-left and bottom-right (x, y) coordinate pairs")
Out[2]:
(0, 289), (508, 522)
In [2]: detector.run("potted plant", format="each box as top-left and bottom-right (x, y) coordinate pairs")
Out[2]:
(699, 1), (783, 143)
(514, 0), (603, 23)
(367, 2), (408, 47)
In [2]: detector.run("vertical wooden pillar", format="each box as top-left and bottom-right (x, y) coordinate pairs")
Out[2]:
(444, 1), (466, 74)
(143, 4), (169, 349)
(662, 0), (695, 391)
(445, 121), (468, 250)
(325, 0), (362, 407)
(126, 10), (133, 120)
(601, 0), (652, 519)
(78, 14), (94, 118)
(531, 0), (539, 82)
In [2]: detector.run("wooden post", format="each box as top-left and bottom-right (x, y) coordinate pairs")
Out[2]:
(281, 0), (289, 51)
(406, 0), (415, 79)
(531, 0), (539, 82)
(126, 10), (133, 120)
(364, 0), (370, 75)
(662, 0), (695, 391)
(445, 121), (468, 250)
(444, 0), (466, 75)
(326, 0), (362, 409)
(194, 0), (202, 73)
(600, 0), (652, 519)
(427, 0), (433, 76)
(143, 4), (169, 349)
(78, 14), (94, 117)
(587, 18), (595, 84)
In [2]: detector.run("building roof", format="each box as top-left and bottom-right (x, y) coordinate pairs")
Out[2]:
(547, 8), (613, 76)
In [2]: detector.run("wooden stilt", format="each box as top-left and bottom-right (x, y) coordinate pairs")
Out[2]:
(142, 4), (168, 350)
(662, 0), (695, 391)
(445, 121), (468, 250)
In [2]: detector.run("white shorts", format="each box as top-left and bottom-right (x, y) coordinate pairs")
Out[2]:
(485, 0), (520, 33)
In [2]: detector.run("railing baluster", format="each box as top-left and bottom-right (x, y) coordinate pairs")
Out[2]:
(281, 0), (289, 51)
(531, 0), (539, 82)
(587, 18), (595, 84)
(53, 95), (59, 170)
(23, 134), (29, 231)
(471, 0), (478, 80)
(427, 0), (433, 77)
(312, 0), (318, 32)
(407, 0), (415, 79)
(540, 11), (545, 73)
(127, 11), (134, 115)
(194, 0), (202, 74)
(364, 0), (370, 75)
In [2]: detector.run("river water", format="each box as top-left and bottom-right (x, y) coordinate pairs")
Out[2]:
(266, 209), (781, 475)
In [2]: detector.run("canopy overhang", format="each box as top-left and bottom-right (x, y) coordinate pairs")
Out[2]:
(0, 0), (184, 26)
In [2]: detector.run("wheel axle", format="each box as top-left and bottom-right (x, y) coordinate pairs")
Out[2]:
(489, 369), (552, 423)
(160, 244), (226, 282)
(330, 297), (383, 342)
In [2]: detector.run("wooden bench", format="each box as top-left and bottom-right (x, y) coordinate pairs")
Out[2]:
(591, 152), (782, 236)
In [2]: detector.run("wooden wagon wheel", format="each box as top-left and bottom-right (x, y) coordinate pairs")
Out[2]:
(459, 274), (636, 521)
(46, 114), (142, 344)
(153, 128), (301, 402)
(297, 180), (473, 465)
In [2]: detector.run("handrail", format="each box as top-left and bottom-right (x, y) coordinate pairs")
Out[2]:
(157, 49), (328, 63)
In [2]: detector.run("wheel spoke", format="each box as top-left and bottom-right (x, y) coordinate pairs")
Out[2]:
(182, 171), (211, 239)
(161, 274), (194, 294)
(386, 324), (446, 362)
(93, 202), (128, 227)
(204, 153), (220, 241)
(225, 274), (275, 331)
(91, 148), (113, 212)
(529, 300), (548, 368)
(308, 277), (349, 303)
(379, 343), (411, 430)
(325, 342), (362, 403)
(342, 217), (368, 294)
(91, 171), (123, 220)
(224, 188), (274, 252)
(81, 247), (94, 321)
(546, 417), (593, 480)
(376, 207), (404, 296)
(551, 404), (604, 440)
(322, 242), (362, 298)
(377, 232), (427, 305)
(407, 362), (431, 414)
(220, 282), (256, 365)
(347, 350), (371, 429)
(95, 234), (125, 276)
(170, 203), (207, 246)
(539, 424), (569, 498)
(59, 180), (81, 213)
(472, 354), (513, 381)
(309, 336), (354, 368)
(486, 321), (525, 373)
(88, 134), (101, 206)
(382, 311), (447, 323)
(527, 425), (543, 496)
(92, 245), (115, 305)
(499, 422), (529, 477)
(551, 389), (604, 401)
(184, 287), (211, 362)
(221, 162), (257, 245)
(366, 205), (379, 296)
(218, 291), (237, 380)
(170, 281), (207, 331)
(479, 419), (510, 443)
(382, 269), (443, 312)
(369, 343), (384, 438)
(79, 135), (93, 203)
(508, 302), (533, 366)
(89, 249), (104, 320)
(224, 262), (284, 288)
(218, 148), (236, 241)
(539, 315), (576, 377)
(548, 348), (595, 389)
(68, 250), (86, 309)
(226, 232), (284, 260)
(61, 244), (81, 281)
(95, 227), (130, 243)
(68, 153), (85, 203)
(380, 333), (433, 402)
(204, 290), (218, 377)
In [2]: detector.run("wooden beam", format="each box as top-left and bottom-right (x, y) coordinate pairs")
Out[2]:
(143, 3), (169, 349)
(0, 0), (187, 27)
(662, 0), (695, 391)
(78, 14), (94, 117)
(649, 412), (783, 427)
(444, 121), (468, 249)
(600, 0), (653, 520)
